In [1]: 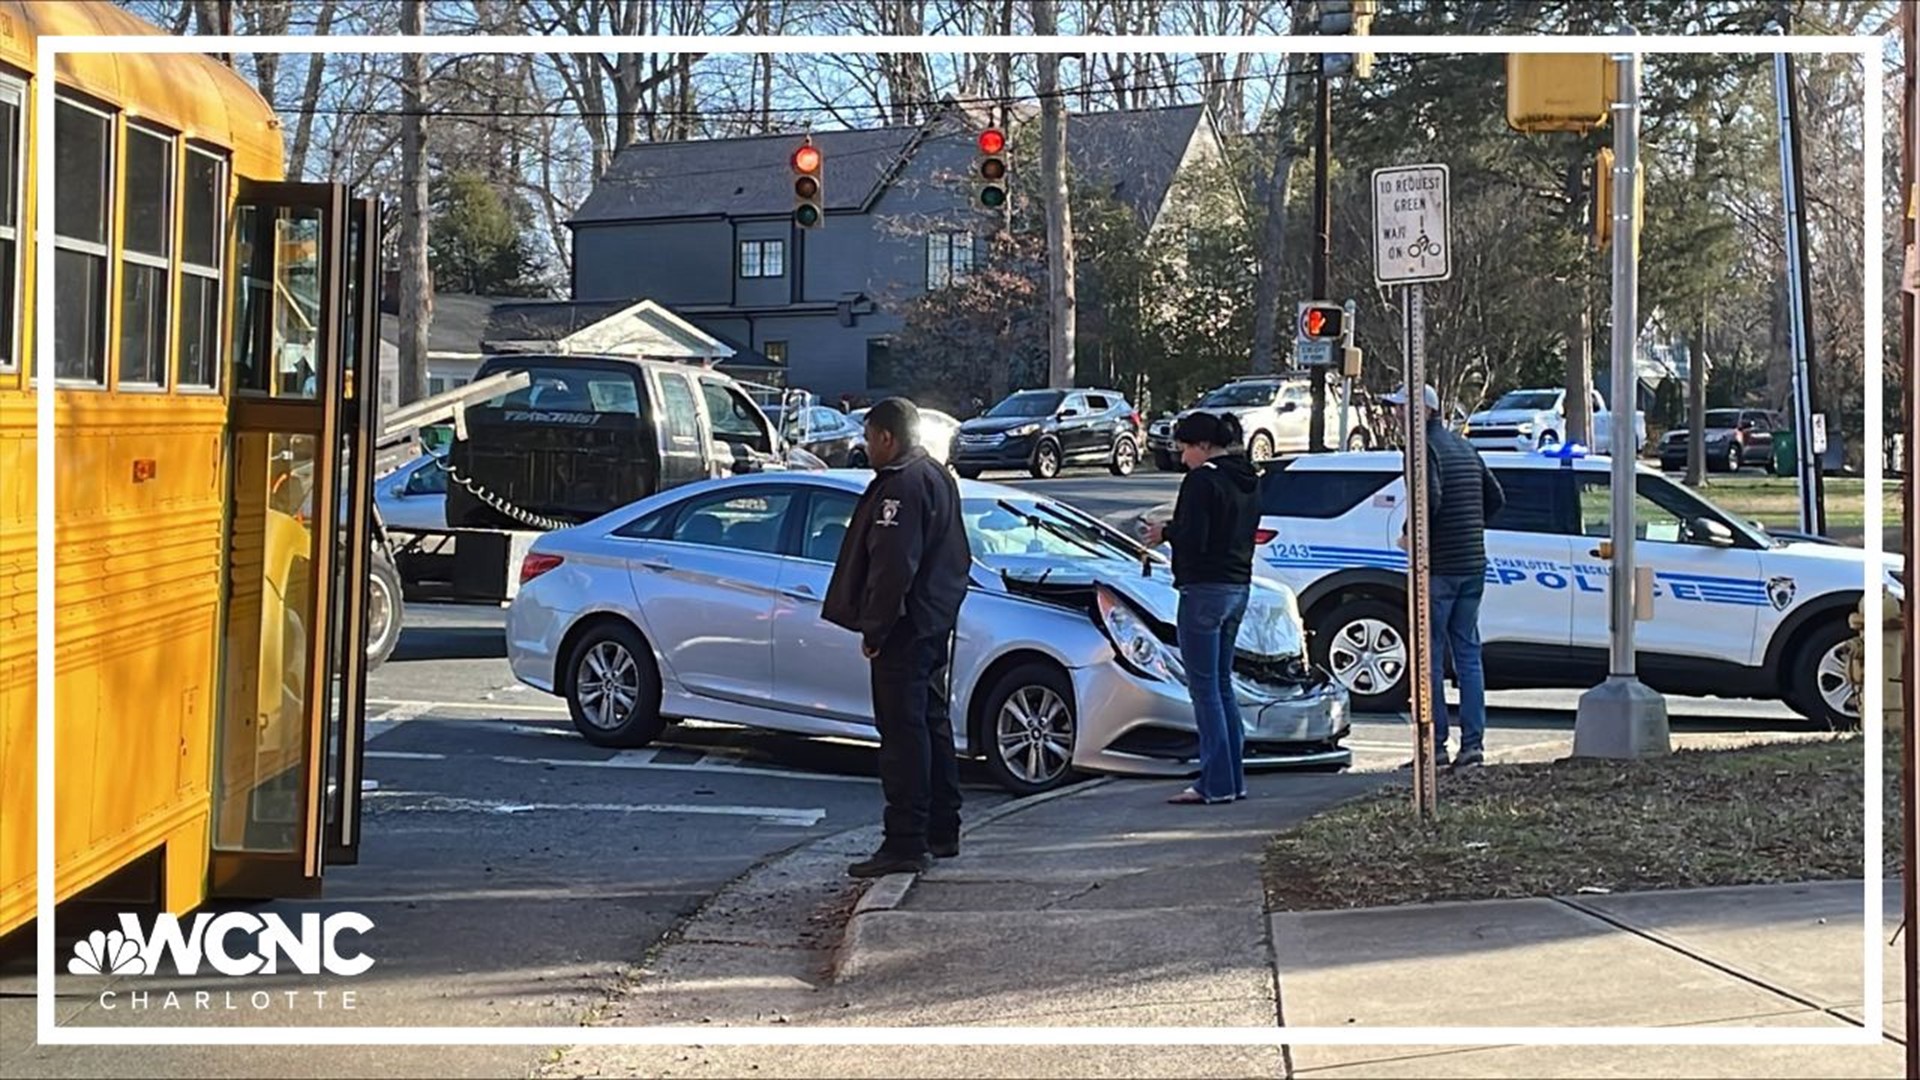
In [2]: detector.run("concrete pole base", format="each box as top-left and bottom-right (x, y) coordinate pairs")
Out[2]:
(1571, 676), (1672, 760)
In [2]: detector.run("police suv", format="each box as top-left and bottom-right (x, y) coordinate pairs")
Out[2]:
(1254, 447), (1903, 728)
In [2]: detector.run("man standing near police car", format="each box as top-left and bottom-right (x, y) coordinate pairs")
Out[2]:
(824, 398), (973, 877)
(1386, 383), (1505, 770)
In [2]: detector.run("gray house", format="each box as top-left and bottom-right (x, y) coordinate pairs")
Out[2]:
(567, 103), (1232, 401)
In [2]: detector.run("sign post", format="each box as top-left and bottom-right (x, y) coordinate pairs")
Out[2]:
(1372, 163), (1452, 819)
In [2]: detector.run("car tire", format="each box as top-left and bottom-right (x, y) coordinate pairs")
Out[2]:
(1785, 617), (1861, 731)
(849, 447), (869, 469)
(1109, 436), (1138, 477)
(1152, 449), (1178, 472)
(1309, 595), (1411, 713)
(1031, 439), (1063, 480)
(956, 466), (983, 480)
(366, 545), (403, 670)
(1724, 443), (1741, 474)
(1344, 428), (1370, 452)
(1536, 430), (1560, 450)
(1248, 431), (1275, 463)
(564, 621), (668, 748)
(979, 662), (1081, 796)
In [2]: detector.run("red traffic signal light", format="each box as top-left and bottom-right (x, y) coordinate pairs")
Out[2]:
(1299, 304), (1344, 339)
(792, 139), (823, 228)
(978, 128), (1006, 155)
(977, 128), (1007, 209)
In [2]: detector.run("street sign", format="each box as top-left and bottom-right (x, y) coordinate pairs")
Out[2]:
(1295, 339), (1335, 366)
(1372, 164), (1452, 285)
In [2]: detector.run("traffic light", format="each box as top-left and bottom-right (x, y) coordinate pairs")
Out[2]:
(1299, 302), (1345, 340)
(1591, 147), (1644, 251)
(791, 139), (823, 228)
(1324, 0), (1376, 80)
(976, 127), (1007, 209)
(1506, 54), (1616, 134)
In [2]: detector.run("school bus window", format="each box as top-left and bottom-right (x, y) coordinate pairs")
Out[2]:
(53, 97), (112, 385)
(178, 147), (225, 390)
(118, 123), (174, 389)
(0, 80), (20, 372)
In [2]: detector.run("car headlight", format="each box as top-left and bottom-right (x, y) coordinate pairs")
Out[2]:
(1007, 423), (1040, 437)
(1095, 586), (1183, 684)
(1515, 421), (1534, 435)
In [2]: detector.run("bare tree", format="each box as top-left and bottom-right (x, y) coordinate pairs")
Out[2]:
(397, 0), (432, 406)
(1033, 0), (1075, 389)
(1249, 3), (1311, 374)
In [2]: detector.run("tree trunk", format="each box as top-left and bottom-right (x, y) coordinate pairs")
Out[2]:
(1250, 8), (1314, 374)
(1033, 0), (1075, 390)
(1566, 278), (1594, 445)
(1686, 313), (1709, 486)
(286, 0), (337, 181)
(397, 0), (432, 407)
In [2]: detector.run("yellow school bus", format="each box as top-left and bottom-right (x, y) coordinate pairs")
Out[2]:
(0, 0), (378, 938)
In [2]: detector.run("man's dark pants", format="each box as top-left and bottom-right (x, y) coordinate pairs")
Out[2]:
(870, 626), (963, 857)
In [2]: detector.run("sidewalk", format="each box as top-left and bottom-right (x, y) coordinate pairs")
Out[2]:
(545, 774), (1905, 1079)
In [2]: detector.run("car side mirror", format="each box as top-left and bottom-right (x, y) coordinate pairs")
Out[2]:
(1687, 516), (1735, 547)
(1059, 408), (1081, 418)
(1278, 401), (1299, 413)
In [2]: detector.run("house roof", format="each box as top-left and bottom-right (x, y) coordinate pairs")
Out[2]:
(482, 299), (632, 345)
(571, 126), (920, 225)
(569, 103), (1210, 231)
(378, 293), (521, 356)
(482, 298), (735, 361)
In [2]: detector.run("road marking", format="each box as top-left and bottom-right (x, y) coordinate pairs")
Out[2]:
(367, 696), (571, 716)
(366, 750), (447, 761)
(488, 753), (877, 786)
(363, 792), (826, 827)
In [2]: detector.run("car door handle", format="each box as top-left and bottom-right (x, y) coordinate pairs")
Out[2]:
(637, 556), (673, 572)
(781, 583), (818, 601)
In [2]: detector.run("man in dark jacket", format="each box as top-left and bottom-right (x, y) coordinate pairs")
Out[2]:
(1386, 383), (1506, 769)
(823, 398), (973, 877)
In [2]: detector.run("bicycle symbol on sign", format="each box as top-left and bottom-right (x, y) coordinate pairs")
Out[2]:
(1408, 233), (1441, 259)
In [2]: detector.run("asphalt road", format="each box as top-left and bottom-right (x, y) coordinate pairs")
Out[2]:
(1, 604), (1011, 1079)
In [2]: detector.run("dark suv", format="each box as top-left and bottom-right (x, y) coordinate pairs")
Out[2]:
(952, 388), (1144, 479)
(1659, 408), (1784, 474)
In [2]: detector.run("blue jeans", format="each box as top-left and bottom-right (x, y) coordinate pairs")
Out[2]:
(1430, 574), (1487, 756)
(1176, 584), (1249, 801)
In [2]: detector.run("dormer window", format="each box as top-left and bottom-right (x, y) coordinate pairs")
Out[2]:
(739, 239), (785, 279)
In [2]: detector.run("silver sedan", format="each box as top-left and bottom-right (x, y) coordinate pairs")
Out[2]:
(505, 472), (1350, 794)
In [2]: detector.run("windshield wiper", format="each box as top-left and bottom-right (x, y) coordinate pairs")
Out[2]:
(995, 499), (1112, 561)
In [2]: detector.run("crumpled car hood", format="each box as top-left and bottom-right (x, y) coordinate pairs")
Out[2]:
(986, 554), (1306, 660)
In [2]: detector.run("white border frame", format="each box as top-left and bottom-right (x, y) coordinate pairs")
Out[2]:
(34, 31), (1889, 1048)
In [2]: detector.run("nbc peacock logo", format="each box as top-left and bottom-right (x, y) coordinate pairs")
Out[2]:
(68, 929), (148, 977)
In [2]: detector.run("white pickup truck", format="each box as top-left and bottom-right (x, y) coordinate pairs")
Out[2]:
(1463, 387), (1646, 456)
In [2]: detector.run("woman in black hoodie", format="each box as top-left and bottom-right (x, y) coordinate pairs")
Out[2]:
(1144, 411), (1261, 804)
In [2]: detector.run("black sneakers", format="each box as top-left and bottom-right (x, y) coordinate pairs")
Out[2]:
(1451, 748), (1485, 769)
(847, 851), (932, 878)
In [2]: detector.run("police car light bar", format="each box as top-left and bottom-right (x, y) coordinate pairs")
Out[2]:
(1540, 441), (1589, 461)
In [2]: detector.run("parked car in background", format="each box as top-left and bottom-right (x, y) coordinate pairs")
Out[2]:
(1659, 408), (1784, 474)
(505, 472), (1350, 795)
(764, 403), (864, 466)
(1464, 387), (1646, 456)
(952, 388), (1144, 479)
(847, 406), (962, 466)
(1148, 375), (1369, 470)
(374, 451), (448, 531)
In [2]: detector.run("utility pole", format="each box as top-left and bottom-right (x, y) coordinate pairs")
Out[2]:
(1032, 0), (1075, 390)
(1570, 34), (1670, 761)
(397, 0), (432, 406)
(1775, 36), (1827, 534)
(1308, 37), (1333, 452)
(1898, 3), (1917, 1072)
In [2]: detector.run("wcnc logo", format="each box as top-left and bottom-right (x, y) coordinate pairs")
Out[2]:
(67, 912), (375, 978)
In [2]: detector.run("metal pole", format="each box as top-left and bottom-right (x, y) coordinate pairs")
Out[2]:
(1899, 3), (1918, 1070)
(1404, 284), (1437, 819)
(1608, 49), (1640, 678)
(1309, 54), (1332, 453)
(1775, 51), (1824, 536)
(1570, 35), (1670, 761)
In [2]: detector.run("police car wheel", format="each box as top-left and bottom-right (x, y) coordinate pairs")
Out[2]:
(1310, 596), (1411, 713)
(1787, 618), (1862, 731)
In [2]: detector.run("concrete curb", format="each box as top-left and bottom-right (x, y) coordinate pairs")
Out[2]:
(830, 776), (1116, 984)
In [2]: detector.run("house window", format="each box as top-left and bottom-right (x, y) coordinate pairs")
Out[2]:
(0, 78), (20, 372)
(428, 376), (447, 396)
(762, 341), (788, 366)
(926, 230), (974, 290)
(177, 146), (226, 390)
(118, 122), (175, 390)
(54, 97), (114, 385)
(866, 338), (894, 389)
(739, 239), (785, 279)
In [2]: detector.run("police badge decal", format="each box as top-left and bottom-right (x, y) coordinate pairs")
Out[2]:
(1767, 576), (1797, 612)
(878, 498), (901, 527)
